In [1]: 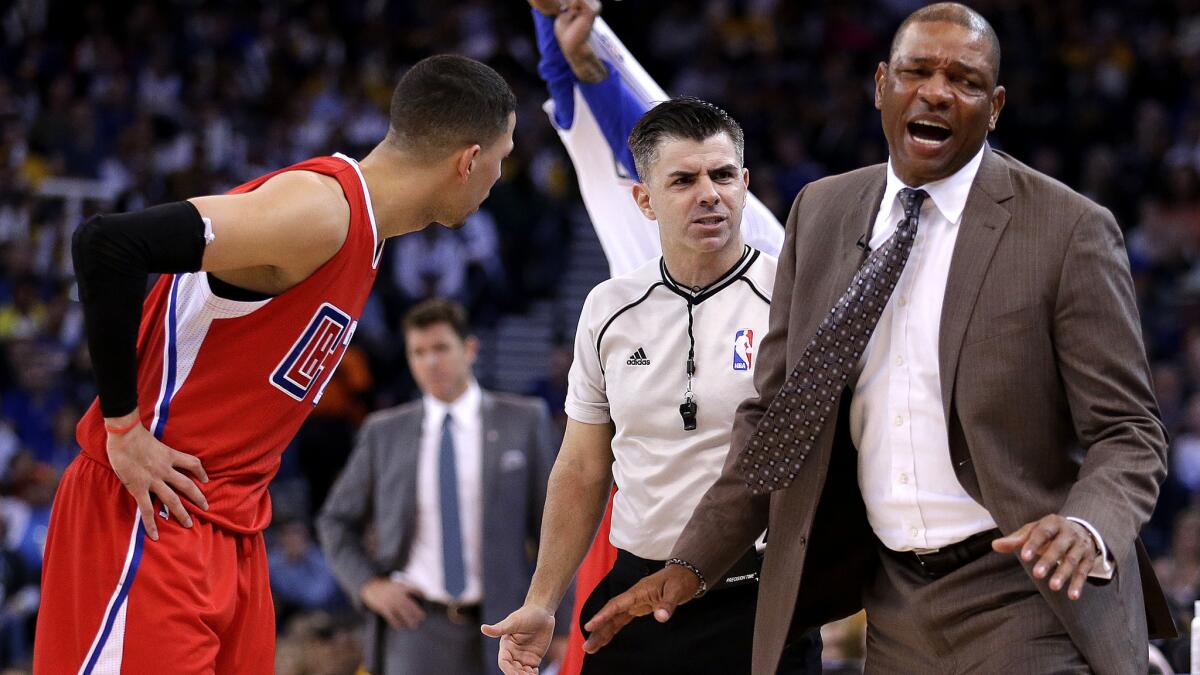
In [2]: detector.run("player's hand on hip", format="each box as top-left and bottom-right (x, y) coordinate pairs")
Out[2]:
(480, 604), (556, 675)
(105, 412), (208, 541)
(581, 564), (698, 653)
(992, 514), (1099, 600)
(360, 578), (427, 630)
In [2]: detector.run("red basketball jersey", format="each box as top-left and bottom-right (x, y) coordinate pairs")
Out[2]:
(77, 153), (383, 533)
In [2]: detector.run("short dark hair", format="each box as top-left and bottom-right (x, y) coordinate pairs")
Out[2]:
(627, 97), (745, 180)
(402, 298), (471, 340)
(890, 2), (1001, 81)
(388, 55), (516, 159)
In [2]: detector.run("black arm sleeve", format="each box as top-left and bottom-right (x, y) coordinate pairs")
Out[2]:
(72, 201), (209, 417)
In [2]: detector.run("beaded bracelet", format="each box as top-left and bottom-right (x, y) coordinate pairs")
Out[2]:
(665, 558), (707, 598)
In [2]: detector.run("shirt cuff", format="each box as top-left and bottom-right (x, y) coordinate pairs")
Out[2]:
(1065, 516), (1114, 580)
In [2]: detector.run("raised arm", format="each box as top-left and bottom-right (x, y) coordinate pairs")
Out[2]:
(532, 1), (644, 177)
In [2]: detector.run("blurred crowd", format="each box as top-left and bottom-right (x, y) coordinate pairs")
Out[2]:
(0, 0), (1198, 671)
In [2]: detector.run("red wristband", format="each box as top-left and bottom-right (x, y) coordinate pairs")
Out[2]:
(104, 418), (142, 435)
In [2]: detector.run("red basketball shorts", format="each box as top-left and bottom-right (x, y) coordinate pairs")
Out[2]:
(33, 454), (274, 674)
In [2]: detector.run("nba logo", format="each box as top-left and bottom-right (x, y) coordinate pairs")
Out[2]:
(733, 329), (753, 371)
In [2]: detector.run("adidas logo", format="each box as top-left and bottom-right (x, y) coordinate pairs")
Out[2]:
(626, 347), (650, 366)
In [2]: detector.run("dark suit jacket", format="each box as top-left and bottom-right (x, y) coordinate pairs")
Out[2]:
(672, 147), (1174, 675)
(317, 391), (570, 675)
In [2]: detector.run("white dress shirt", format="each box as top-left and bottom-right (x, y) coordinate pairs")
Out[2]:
(851, 145), (995, 552)
(393, 381), (485, 603)
(850, 145), (1111, 575)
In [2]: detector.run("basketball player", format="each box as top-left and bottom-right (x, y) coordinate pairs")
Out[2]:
(34, 54), (516, 674)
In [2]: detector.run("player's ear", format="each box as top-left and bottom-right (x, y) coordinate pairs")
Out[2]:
(632, 182), (656, 221)
(456, 145), (482, 182)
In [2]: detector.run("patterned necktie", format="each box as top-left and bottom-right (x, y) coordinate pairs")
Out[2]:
(439, 413), (466, 598)
(739, 187), (929, 495)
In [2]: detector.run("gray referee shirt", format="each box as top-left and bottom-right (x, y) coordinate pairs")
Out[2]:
(566, 245), (775, 560)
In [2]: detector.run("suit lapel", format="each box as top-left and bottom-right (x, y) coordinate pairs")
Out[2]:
(479, 392), (501, 535)
(938, 147), (1015, 420)
(833, 167), (888, 307)
(394, 405), (425, 566)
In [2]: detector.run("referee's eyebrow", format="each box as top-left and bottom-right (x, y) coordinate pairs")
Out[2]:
(666, 163), (741, 180)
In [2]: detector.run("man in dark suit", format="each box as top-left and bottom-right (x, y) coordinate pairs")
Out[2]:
(581, 4), (1175, 673)
(317, 299), (569, 675)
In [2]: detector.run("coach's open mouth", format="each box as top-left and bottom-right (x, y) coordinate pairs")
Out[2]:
(906, 117), (953, 147)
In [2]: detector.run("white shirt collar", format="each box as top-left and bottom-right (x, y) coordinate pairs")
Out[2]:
(883, 143), (987, 225)
(423, 380), (482, 427)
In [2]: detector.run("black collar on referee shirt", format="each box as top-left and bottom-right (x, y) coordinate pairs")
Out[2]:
(659, 245), (758, 305)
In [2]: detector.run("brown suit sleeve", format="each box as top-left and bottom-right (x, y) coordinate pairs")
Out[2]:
(669, 187), (809, 582)
(1054, 205), (1168, 566)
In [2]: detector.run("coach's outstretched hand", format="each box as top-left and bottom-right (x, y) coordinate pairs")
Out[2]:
(105, 411), (208, 541)
(992, 514), (1101, 600)
(481, 605), (556, 675)
(581, 564), (698, 653)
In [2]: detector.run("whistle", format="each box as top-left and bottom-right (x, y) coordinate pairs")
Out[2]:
(680, 400), (698, 431)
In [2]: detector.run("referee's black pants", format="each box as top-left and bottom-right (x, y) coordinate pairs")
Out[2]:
(579, 549), (822, 675)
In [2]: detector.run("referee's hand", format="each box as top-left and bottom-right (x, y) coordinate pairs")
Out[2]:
(105, 411), (208, 541)
(481, 604), (556, 675)
(581, 565), (698, 653)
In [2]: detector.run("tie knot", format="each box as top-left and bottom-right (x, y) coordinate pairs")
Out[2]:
(899, 188), (929, 220)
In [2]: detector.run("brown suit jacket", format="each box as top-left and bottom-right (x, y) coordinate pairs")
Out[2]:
(672, 147), (1174, 674)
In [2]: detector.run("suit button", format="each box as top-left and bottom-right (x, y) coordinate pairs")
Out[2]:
(798, 536), (806, 546)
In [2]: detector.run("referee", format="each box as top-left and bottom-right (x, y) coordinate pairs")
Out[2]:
(483, 98), (820, 674)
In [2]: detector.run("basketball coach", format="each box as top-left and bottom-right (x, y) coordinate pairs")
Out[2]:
(580, 3), (1176, 673)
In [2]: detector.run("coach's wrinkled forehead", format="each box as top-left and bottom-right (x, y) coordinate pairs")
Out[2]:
(889, 2), (1001, 82)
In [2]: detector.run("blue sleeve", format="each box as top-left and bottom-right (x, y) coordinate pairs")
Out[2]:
(577, 69), (647, 179)
(533, 9), (577, 130)
(532, 8), (648, 179)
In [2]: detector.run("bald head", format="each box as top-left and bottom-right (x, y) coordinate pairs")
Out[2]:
(890, 2), (1001, 81)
